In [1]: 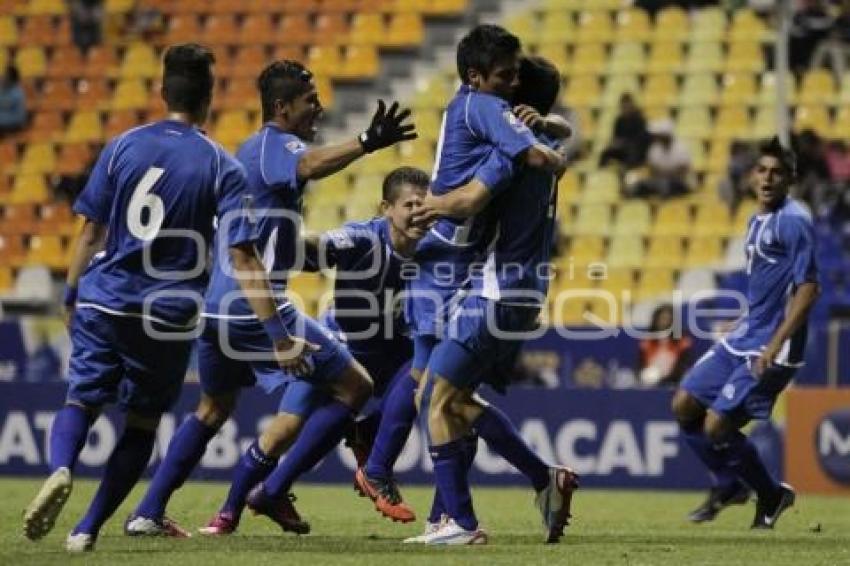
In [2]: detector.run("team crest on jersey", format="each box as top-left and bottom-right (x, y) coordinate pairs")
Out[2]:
(285, 139), (306, 154)
(325, 228), (354, 249)
(722, 383), (736, 400)
(502, 110), (527, 133)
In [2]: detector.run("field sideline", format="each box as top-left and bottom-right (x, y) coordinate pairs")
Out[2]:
(2, 479), (848, 565)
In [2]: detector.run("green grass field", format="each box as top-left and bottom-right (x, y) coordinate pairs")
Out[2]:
(2, 479), (848, 566)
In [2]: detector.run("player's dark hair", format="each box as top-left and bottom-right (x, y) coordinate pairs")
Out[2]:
(161, 43), (215, 116)
(456, 24), (521, 84)
(759, 136), (797, 180)
(382, 166), (429, 203)
(514, 55), (561, 115)
(258, 60), (315, 122)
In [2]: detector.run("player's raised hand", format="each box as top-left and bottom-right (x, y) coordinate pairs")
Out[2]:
(513, 104), (544, 131)
(359, 99), (417, 153)
(273, 336), (321, 377)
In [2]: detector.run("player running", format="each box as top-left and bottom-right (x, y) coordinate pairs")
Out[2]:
(124, 60), (416, 538)
(408, 53), (577, 545)
(672, 138), (819, 528)
(23, 44), (312, 552)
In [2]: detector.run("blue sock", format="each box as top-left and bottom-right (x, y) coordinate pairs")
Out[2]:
(720, 430), (781, 502)
(428, 434), (477, 523)
(364, 374), (417, 479)
(473, 405), (550, 492)
(73, 426), (156, 536)
(681, 427), (741, 493)
(430, 438), (477, 531)
(263, 400), (352, 499)
(134, 415), (217, 520)
(221, 441), (277, 519)
(49, 404), (93, 472)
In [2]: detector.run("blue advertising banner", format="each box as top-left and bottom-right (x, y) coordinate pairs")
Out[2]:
(0, 382), (754, 490)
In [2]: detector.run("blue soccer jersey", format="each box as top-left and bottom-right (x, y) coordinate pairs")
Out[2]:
(204, 124), (307, 319)
(722, 197), (819, 366)
(470, 134), (560, 306)
(407, 85), (536, 338)
(73, 120), (256, 328)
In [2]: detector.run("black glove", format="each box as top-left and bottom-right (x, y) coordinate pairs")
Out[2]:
(358, 99), (417, 153)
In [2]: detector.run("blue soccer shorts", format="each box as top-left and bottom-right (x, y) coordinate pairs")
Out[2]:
(66, 307), (193, 416)
(681, 343), (796, 421)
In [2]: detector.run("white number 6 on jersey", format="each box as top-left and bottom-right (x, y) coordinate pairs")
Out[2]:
(127, 166), (165, 241)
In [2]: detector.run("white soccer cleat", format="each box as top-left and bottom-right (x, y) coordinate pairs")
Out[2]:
(422, 518), (488, 545)
(65, 532), (95, 553)
(534, 466), (579, 543)
(402, 515), (447, 544)
(23, 467), (73, 541)
(125, 515), (192, 538)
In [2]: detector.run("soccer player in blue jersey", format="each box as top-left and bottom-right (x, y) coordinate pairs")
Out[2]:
(22, 44), (313, 552)
(672, 138), (819, 529)
(123, 60), (416, 537)
(407, 53), (577, 545)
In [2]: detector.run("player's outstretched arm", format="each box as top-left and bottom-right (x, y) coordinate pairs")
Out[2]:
(62, 218), (107, 327)
(297, 99), (416, 181)
(229, 242), (319, 376)
(754, 281), (820, 377)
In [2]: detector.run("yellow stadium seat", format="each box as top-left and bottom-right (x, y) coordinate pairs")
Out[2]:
(26, 235), (65, 269)
(707, 139), (730, 173)
(734, 199), (758, 232)
(576, 11), (613, 44)
(679, 73), (718, 107)
(652, 6), (689, 43)
(714, 106), (751, 141)
(0, 266), (13, 291)
(111, 79), (148, 110)
(646, 41), (683, 75)
(18, 143), (55, 174)
(602, 74), (640, 108)
(358, 148), (397, 175)
(643, 74), (679, 109)
(582, 169), (620, 204)
(597, 268), (635, 305)
(616, 8), (650, 42)
(683, 139), (707, 172)
(567, 234), (605, 267)
(558, 170), (580, 208)
(676, 107), (712, 140)
(286, 272), (328, 315)
(719, 72), (757, 107)
(410, 78), (452, 110)
(349, 13), (386, 45)
(542, 0), (582, 11)
(652, 201), (692, 237)
(120, 43), (159, 79)
(0, 16), (17, 47)
(345, 199), (381, 221)
(27, 0), (65, 15)
(307, 46), (342, 77)
(758, 71), (797, 106)
(729, 8), (768, 43)
(798, 69), (836, 105)
(839, 74), (850, 105)
(685, 236), (723, 268)
(534, 43), (569, 72)
(751, 105), (779, 139)
(690, 7), (726, 43)
(570, 43), (607, 76)
(10, 174), (49, 204)
(693, 202), (732, 237)
(608, 236), (645, 267)
(15, 46), (47, 78)
(315, 76), (334, 111)
(794, 105), (830, 135)
(686, 41), (723, 74)
(427, 0), (467, 16)
(832, 106), (850, 139)
(562, 75), (600, 109)
(304, 203), (343, 233)
(613, 200), (651, 236)
(105, 0), (135, 14)
(397, 140), (434, 170)
(540, 10), (575, 44)
(384, 13), (424, 47)
(213, 110), (252, 146)
(339, 46), (379, 79)
(572, 204), (611, 236)
(306, 175), (350, 206)
(726, 41), (764, 73)
(504, 12), (537, 42)
(645, 237), (685, 268)
(65, 110), (103, 143)
(635, 267), (675, 300)
(608, 42), (645, 75)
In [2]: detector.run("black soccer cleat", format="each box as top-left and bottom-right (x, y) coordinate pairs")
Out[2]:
(688, 482), (751, 523)
(751, 483), (795, 530)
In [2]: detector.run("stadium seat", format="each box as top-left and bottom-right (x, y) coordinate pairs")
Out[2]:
(120, 43), (159, 79)
(314, 13), (350, 44)
(540, 10), (575, 44)
(26, 235), (65, 270)
(607, 236), (645, 268)
(707, 139), (730, 173)
(685, 236), (723, 268)
(65, 110), (103, 143)
(202, 15), (239, 46)
(794, 105), (830, 135)
(608, 43), (645, 76)
(679, 73), (718, 107)
(238, 14), (277, 45)
(570, 43), (607, 76)
(757, 71), (797, 106)
(384, 13), (425, 47)
(105, 0), (135, 15)
(832, 106), (850, 139)
(55, 142), (94, 176)
(714, 106), (751, 141)
(799, 69), (836, 105)
(653, 6), (689, 43)
(751, 104), (782, 139)
(690, 7), (726, 43)
(719, 72), (757, 107)
(582, 170), (620, 204)
(213, 110), (253, 147)
(162, 15), (204, 46)
(563, 75), (600, 109)
(505, 12), (536, 42)
(26, 111), (64, 143)
(571, 204), (611, 236)
(642, 73), (679, 109)
(339, 46), (380, 79)
(19, 15), (57, 47)
(349, 13), (386, 45)
(652, 201), (691, 237)
(734, 199), (758, 232)
(9, 174), (49, 204)
(597, 267), (635, 302)
(616, 8), (651, 43)
(726, 41), (764, 73)
(46, 48), (86, 80)
(644, 236), (684, 269)
(729, 8), (768, 43)
(306, 176), (350, 206)
(635, 267), (675, 300)
(104, 109), (140, 139)
(18, 143), (55, 174)
(0, 16), (17, 47)
(111, 79), (149, 111)
(84, 47), (119, 78)
(32, 80), (77, 113)
(27, 0), (66, 14)
(676, 107), (712, 140)
(0, 203), (38, 234)
(646, 42), (683, 75)
(693, 201), (732, 237)
(575, 10), (613, 44)
(0, 266), (13, 291)
(14, 46), (48, 78)
(602, 74), (640, 108)
(397, 140), (434, 170)
(685, 42), (723, 74)
(307, 46), (343, 77)
(0, 235), (27, 268)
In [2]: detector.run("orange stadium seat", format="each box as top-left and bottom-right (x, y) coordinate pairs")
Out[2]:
(55, 142), (94, 176)
(74, 78), (112, 111)
(18, 15), (57, 47)
(161, 14), (204, 46)
(314, 13), (350, 45)
(46, 48), (86, 80)
(279, 13), (315, 45)
(1, 203), (38, 234)
(202, 15), (239, 46)
(209, 0), (244, 15)
(217, 78), (257, 112)
(32, 80), (77, 113)
(38, 201), (73, 236)
(238, 14), (277, 45)
(0, 235), (27, 268)
(227, 45), (268, 79)
(26, 111), (64, 143)
(83, 47), (119, 78)
(104, 109), (140, 139)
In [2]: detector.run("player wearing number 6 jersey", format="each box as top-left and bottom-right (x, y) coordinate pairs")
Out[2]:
(23, 44), (310, 553)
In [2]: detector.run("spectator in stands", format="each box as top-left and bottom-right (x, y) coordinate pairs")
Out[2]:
(638, 303), (693, 388)
(789, 0), (834, 72)
(0, 64), (26, 135)
(627, 118), (691, 198)
(825, 139), (850, 184)
(599, 93), (650, 169)
(812, 0), (850, 76)
(68, 0), (104, 54)
(718, 140), (758, 212)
